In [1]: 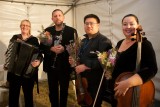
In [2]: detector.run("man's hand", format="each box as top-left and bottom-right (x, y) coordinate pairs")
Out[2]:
(50, 45), (64, 54)
(44, 31), (51, 39)
(75, 64), (91, 74)
(69, 56), (76, 67)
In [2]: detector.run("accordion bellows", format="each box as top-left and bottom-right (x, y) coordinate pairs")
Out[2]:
(4, 40), (39, 78)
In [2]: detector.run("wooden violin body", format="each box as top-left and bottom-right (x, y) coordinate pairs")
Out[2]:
(75, 74), (93, 106)
(115, 72), (155, 107)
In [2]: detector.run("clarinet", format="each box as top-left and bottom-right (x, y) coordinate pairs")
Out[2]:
(51, 23), (65, 68)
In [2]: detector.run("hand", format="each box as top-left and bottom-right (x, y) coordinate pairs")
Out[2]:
(75, 64), (91, 74)
(31, 60), (41, 67)
(44, 31), (51, 39)
(114, 73), (143, 97)
(114, 79), (130, 97)
(50, 45), (64, 54)
(69, 56), (76, 67)
(104, 70), (112, 80)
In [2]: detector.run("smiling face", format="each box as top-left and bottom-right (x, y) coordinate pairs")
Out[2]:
(20, 20), (31, 35)
(122, 16), (139, 39)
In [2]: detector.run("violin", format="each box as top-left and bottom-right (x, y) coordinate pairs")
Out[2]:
(75, 72), (93, 106)
(115, 25), (155, 107)
(68, 32), (93, 106)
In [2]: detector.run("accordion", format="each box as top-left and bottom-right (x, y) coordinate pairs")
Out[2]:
(4, 40), (39, 78)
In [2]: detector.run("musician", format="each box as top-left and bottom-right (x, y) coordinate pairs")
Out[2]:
(109, 14), (158, 107)
(39, 9), (77, 107)
(6, 19), (42, 107)
(69, 14), (112, 107)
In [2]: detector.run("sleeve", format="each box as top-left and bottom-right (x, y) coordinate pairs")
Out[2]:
(5, 35), (19, 55)
(31, 37), (39, 47)
(30, 36), (43, 62)
(39, 43), (51, 54)
(98, 35), (112, 52)
(39, 27), (53, 54)
(84, 35), (112, 70)
(137, 40), (158, 83)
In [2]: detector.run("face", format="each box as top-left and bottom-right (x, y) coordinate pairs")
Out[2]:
(84, 18), (99, 35)
(52, 10), (64, 26)
(20, 20), (31, 35)
(122, 16), (139, 39)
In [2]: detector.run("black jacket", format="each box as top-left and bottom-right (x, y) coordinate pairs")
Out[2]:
(40, 25), (77, 72)
(79, 32), (112, 85)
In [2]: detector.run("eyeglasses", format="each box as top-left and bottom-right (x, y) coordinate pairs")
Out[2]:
(21, 25), (30, 27)
(84, 22), (98, 26)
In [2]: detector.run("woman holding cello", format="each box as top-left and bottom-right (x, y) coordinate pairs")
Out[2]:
(109, 14), (158, 107)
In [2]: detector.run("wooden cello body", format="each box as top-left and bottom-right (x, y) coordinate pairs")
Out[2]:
(115, 72), (155, 107)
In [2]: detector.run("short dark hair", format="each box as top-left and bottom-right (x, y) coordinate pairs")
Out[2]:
(84, 14), (100, 23)
(122, 14), (139, 24)
(52, 9), (64, 16)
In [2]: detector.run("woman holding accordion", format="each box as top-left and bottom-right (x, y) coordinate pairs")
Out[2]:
(5, 19), (42, 107)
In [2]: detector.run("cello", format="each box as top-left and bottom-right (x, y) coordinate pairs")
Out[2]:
(115, 25), (155, 107)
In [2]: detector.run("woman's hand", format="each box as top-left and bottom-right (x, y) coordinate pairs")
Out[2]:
(114, 79), (130, 97)
(114, 73), (143, 97)
(31, 60), (41, 67)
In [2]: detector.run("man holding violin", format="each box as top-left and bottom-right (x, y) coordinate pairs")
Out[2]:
(69, 14), (112, 107)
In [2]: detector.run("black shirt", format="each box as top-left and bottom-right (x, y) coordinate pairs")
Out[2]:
(40, 25), (77, 72)
(112, 39), (158, 83)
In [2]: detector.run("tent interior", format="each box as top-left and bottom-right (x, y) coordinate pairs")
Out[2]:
(0, 0), (160, 104)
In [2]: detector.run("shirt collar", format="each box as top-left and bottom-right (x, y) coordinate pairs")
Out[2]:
(83, 32), (100, 39)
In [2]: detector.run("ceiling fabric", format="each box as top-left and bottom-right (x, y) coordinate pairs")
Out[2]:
(0, 0), (74, 6)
